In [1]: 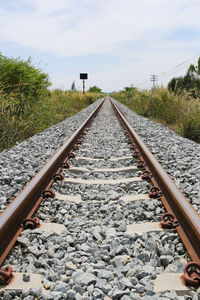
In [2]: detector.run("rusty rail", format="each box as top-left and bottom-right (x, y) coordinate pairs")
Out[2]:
(0, 99), (105, 266)
(110, 98), (200, 263)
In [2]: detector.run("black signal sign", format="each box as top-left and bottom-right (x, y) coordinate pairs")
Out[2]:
(80, 73), (88, 80)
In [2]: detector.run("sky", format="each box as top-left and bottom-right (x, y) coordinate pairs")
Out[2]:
(0, 0), (200, 92)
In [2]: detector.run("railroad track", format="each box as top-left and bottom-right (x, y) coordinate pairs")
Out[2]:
(0, 96), (199, 299)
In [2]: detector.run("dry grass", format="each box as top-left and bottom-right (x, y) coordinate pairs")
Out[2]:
(0, 90), (104, 151)
(111, 87), (200, 143)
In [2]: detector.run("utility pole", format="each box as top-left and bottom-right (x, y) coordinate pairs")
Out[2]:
(150, 74), (157, 88)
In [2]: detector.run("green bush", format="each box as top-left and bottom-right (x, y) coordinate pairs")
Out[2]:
(0, 53), (51, 113)
(182, 102), (200, 142)
(0, 53), (105, 151)
(88, 86), (102, 93)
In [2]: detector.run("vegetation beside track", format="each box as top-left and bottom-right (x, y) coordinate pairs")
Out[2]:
(111, 87), (200, 143)
(0, 89), (104, 152)
(0, 53), (104, 152)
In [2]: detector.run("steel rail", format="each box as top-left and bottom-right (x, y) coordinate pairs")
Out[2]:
(110, 98), (200, 263)
(0, 99), (105, 266)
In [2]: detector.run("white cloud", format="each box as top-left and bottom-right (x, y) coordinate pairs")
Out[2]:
(1, 0), (200, 57)
(1, 0), (200, 90)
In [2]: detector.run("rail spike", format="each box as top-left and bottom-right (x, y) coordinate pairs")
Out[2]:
(76, 139), (82, 145)
(41, 190), (55, 198)
(160, 213), (179, 229)
(141, 171), (152, 180)
(149, 186), (162, 198)
(61, 162), (70, 169)
(133, 150), (140, 158)
(137, 160), (146, 169)
(73, 144), (79, 151)
(130, 144), (136, 150)
(21, 217), (40, 230)
(68, 151), (75, 159)
(53, 173), (64, 181)
(0, 266), (13, 284)
(183, 262), (200, 286)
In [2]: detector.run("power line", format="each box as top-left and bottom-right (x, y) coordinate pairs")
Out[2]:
(136, 52), (200, 88)
(158, 52), (200, 77)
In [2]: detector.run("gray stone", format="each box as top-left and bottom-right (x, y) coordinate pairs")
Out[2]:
(135, 271), (148, 280)
(93, 230), (103, 241)
(81, 244), (91, 252)
(121, 296), (132, 300)
(100, 205), (109, 212)
(3, 294), (12, 300)
(23, 296), (35, 300)
(93, 288), (104, 298)
(121, 277), (133, 288)
(165, 260), (185, 273)
(112, 256), (123, 267)
(67, 289), (76, 299)
(29, 288), (42, 297)
(102, 283), (112, 294)
(192, 293), (199, 300)
(23, 273), (30, 282)
(17, 237), (30, 247)
(101, 269), (114, 279)
(129, 277), (139, 286)
(115, 245), (127, 255)
(79, 273), (97, 286)
(146, 290), (156, 296)
(140, 275), (151, 286)
(137, 251), (151, 263)
(100, 254), (110, 262)
(96, 278), (107, 289)
(135, 283), (145, 293)
(87, 284), (94, 293)
(54, 281), (69, 292)
(49, 291), (63, 300)
(43, 293), (55, 300)
(145, 239), (157, 252)
(74, 284), (84, 295)
(164, 290), (178, 299)
(75, 293), (82, 300)
(129, 292), (141, 300)
(112, 288), (130, 299)
(66, 261), (77, 270)
(160, 255), (173, 267)
(60, 275), (70, 283)
(118, 220), (126, 232)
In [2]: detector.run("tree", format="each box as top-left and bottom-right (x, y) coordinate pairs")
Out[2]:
(88, 86), (101, 93)
(71, 81), (76, 90)
(0, 53), (51, 111)
(168, 57), (200, 97)
(124, 86), (137, 93)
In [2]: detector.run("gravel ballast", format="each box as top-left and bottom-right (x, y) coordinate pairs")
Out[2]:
(112, 98), (200, 213)
(0, 98), (104, 213)
(0, 98), (199, 300)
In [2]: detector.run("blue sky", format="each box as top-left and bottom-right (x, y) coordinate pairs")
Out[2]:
(0, 0), (200, 92)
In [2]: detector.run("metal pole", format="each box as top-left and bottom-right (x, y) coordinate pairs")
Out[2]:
(83, 80), (85, 93)
(151, 74), (157, 88)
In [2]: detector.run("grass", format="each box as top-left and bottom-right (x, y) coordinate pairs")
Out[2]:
(111, 87), (200, 143)
(0, 89), (104, 152)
